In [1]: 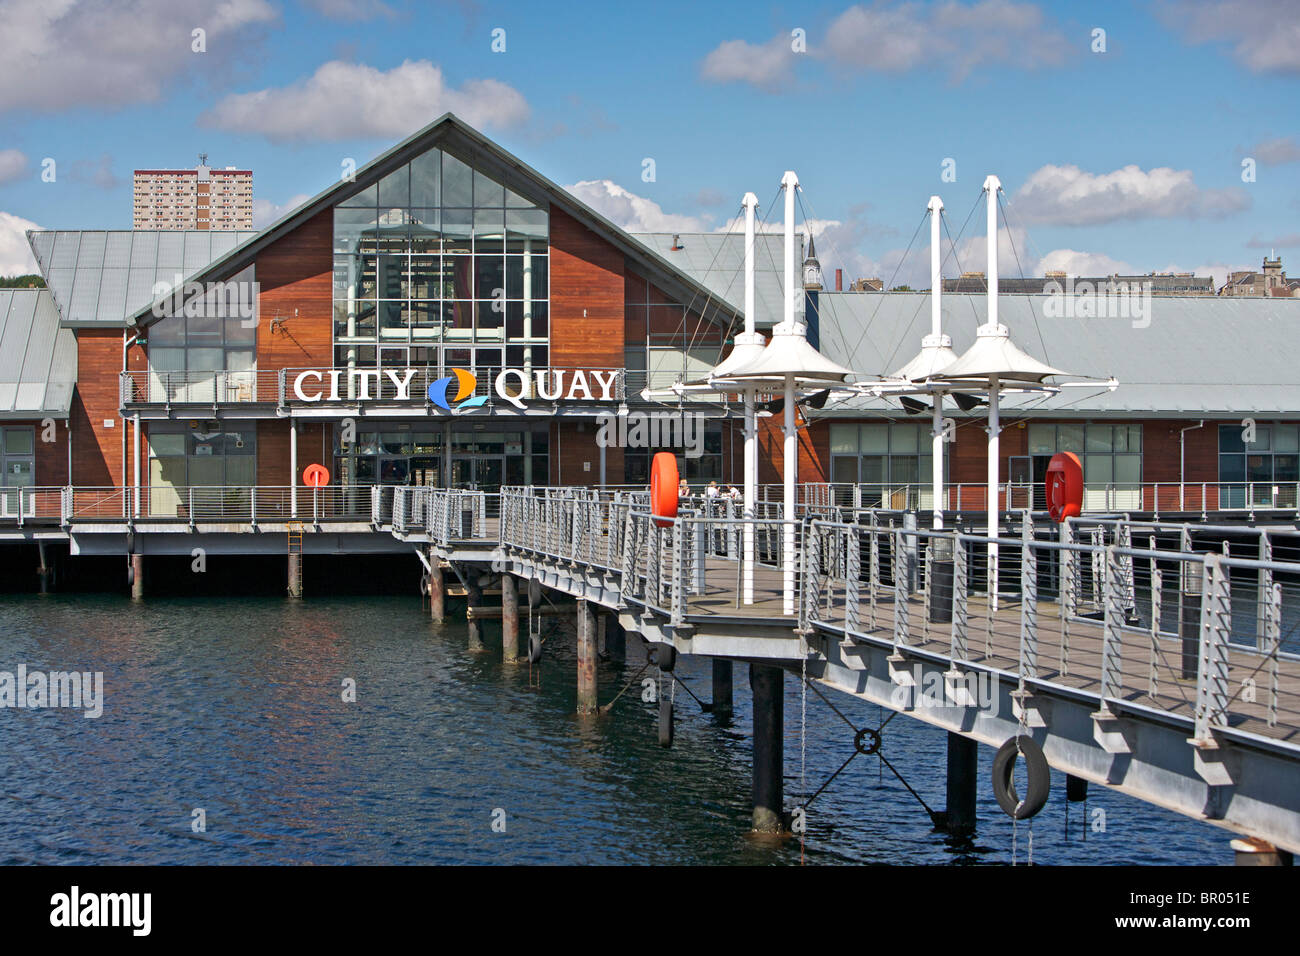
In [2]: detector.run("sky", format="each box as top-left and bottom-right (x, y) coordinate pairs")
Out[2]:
(1, 0), (1297, 289)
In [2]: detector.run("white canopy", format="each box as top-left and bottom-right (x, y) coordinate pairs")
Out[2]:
(933, 322), (1070, 384)
(891, 332), (960, 383)
(722, 323), (855, 384)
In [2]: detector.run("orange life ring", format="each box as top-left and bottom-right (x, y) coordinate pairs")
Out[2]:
(1045, 451), (1082, 523)
(302, 463), (331, 488)
(650, 453), (679, 528)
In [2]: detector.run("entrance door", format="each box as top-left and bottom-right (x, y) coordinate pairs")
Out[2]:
(451, 456), (504, 492)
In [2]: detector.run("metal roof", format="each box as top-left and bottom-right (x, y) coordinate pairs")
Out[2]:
(814, 292), (1300, 418)
(0, 288), (77, 419)
(27, 229), (258, 328)
(629, 232), (800, 331)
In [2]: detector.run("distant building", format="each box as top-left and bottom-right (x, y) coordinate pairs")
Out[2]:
(1221, 256), (1300, 297)
(849, 277), (884, 291)
(943, 271), (1215, 295)
(132, 155), (252, 230)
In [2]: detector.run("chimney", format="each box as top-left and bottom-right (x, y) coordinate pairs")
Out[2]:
(835, 268), (842, 291)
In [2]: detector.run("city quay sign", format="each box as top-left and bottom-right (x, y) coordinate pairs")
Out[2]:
(290, 366), (622, 411)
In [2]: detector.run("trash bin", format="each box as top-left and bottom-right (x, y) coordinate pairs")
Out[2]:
(929, 536), (955, 624)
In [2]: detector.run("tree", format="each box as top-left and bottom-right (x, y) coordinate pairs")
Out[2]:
(0, 274), (45, 288)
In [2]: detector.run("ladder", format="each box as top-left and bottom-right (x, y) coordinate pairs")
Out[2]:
(287, 520), (304, 595)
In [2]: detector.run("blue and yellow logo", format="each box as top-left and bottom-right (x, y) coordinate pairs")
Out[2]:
(427, 369), (488, 411)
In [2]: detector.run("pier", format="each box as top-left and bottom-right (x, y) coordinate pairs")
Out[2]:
(4, 480), (1298, 861)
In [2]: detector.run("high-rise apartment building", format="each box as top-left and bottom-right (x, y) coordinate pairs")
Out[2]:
(132, 155), (253, 230)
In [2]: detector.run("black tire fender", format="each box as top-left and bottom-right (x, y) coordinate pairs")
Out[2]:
(658, 698), (674, 748)
(992, 735), (1050, 820)
(527, 632), (542, 664)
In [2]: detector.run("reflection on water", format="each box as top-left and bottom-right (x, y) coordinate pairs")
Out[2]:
(0, 594), (1228, 864)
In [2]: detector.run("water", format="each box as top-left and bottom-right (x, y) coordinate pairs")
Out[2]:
(0, 594), (1228, 865)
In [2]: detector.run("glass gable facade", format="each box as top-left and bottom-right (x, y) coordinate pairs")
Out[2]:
(332, 146), (550, 378)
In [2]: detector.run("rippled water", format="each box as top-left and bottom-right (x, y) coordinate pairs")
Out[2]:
(0, 594), (1229, 864)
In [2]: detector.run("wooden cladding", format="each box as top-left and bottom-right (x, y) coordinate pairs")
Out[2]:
(256, 209), (334, 370)
(549, 207), (624, 368)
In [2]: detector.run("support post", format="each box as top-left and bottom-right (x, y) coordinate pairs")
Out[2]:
(290, 420), (298, 518)
(428, 558), (445, 622)
(712, 659), (733, 718)
(501, 573), (520, 663)
(37, 540), (51, 594)
(130, 552), (144, 601)
(577, 599), (597, 714)
(467, 578), (484, 652)
(750, 663), (785, 833)
(944, 732), (978, 836)
(287, 551), (302, 598)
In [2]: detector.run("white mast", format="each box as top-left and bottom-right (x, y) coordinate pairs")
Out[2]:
(928, 195), (945, 531)
(781, 170), (799, 615)
(742, 191), (759, 605)
(983, 174), (1002, 610)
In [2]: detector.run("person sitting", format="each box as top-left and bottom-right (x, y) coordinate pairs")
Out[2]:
(678, 478), (690, 498)
(705, 481), (720, 498)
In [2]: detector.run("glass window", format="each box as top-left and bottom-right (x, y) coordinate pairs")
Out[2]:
(442, 153), (474, 206)
(860, 424), (888, 454)
(377, 165), (410, 208)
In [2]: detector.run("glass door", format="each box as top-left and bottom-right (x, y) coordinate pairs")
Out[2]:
(450, 456), (504, 492)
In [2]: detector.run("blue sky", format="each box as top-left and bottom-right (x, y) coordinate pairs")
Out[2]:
(1, 0), (1297, 287)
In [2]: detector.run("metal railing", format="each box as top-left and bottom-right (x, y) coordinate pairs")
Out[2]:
(119, 370), (280, 406)
(758, 481), (1300, 517)
(799, 513), (1300, 746)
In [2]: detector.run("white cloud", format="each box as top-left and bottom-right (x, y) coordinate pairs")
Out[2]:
(253, 192), (312, 228)
(567, 179), (714, 233)
(1160, 0), (1300, 74)
(1249, 136), (1300, 166)
(1036, 248), (1134, 276)
(700, 35), (798, 91)
(0, 0), (277, 112)
(1246, 233), (1300, 250)
(824, 0), (1072, 81)
(0, 210), (41, 275)
(1010, 163), (1250, 226)
(201, 59), (529, 143)
(0, 149), (28, 185)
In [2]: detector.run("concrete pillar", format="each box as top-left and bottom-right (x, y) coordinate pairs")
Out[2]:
(428, 559), (445, 622)
(577, 599), (598, 714)
(467, 578), (484, 652)
(130, 552), (144, 601)
(287, 552), (302, 599)
(712, 659), (733, 717)
(944, 732), (978, 836)
(750, 663), (784, 833)
(37, 540), (51, 595)
(501, 574), (520, 663)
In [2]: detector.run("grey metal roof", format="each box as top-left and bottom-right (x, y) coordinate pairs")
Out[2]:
(629, 232), (801, 331)
(814, 292), (1300, 418)
(0, 288), (77, 419)
(27, 229), (257, 328)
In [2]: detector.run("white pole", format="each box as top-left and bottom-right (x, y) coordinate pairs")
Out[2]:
(928, 195), (944, 530)
(983, 175), (1001, 609)
(783, 371), (796, 615)
(742, 191), (759, 605)
(781, 171), (799, 615)
(290, 420), (298, 517)
(132, 412), (141, 517)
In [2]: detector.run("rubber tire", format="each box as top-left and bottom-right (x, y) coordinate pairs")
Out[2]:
(419, 573), (430, 596)
(992, 735), (1050, 820)
(658, 698), (674, 748)
(655, 644), (677, 673)
(527, 632), (542, 664)
(126, 561), (134, 588)
(528, 578), (541, 606)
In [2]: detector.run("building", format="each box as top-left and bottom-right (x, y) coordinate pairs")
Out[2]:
(943, 271), (1215, 295)
(6, 112), (1300, 520)
(132, 156), (253, 230)
(1221, 256), (1300, 297)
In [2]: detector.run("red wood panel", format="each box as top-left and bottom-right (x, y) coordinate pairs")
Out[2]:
(72, 329), (126, 486)
(552, 420), (622, 486)
(257, 420), (328, 486)
(256, 209), (334, 371)
(549, 207), (624, 369)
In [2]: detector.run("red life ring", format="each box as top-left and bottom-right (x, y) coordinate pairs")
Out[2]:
(1045, 452), (1082, 523)
(650, 452), (679, 528)
(302, 463), (331, 488)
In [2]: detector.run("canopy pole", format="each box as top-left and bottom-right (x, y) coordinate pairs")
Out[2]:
(928, 195), (944, 530)
(983, 175), (1002, 610)
(781, 171), (799, 616)
(742, 191), (759, 605)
